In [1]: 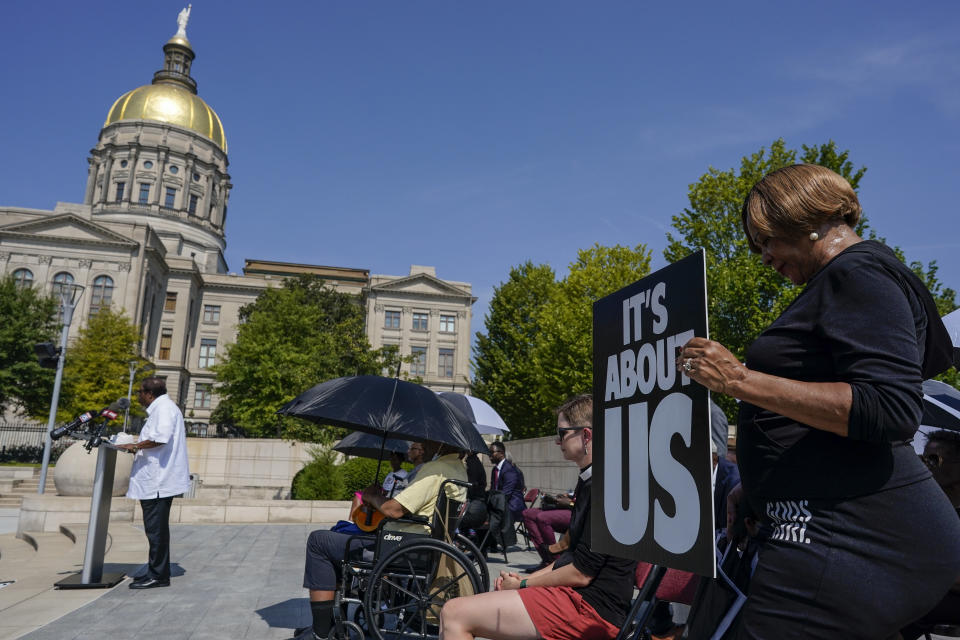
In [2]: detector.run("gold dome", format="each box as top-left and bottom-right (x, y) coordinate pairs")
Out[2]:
(104, 83), (227, 152)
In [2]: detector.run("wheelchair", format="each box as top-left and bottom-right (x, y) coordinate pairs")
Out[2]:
(328, 478), (489, 640)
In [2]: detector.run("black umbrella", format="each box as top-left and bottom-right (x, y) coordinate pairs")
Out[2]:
(278, 375), (488, 453)
(334, 430), (410, 459)
(922, 379), (960, 432)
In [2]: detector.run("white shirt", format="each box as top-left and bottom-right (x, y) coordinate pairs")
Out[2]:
(126, 393), (191, 499)
(383, 469), (409, 497)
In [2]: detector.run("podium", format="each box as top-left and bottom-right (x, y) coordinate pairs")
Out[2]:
(55, 442), (129, 589)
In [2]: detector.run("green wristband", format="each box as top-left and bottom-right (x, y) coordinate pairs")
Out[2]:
(519, 579), (527, 589)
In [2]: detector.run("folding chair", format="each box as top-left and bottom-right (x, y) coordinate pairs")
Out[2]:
(514, 488), (541, 550)
(614, 563), (700, 640)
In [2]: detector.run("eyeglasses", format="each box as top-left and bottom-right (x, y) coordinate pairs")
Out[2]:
(555, 426), (587, 443)
(920, 453), (958, 469)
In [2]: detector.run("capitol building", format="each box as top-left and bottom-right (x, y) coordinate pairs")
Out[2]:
(0, 17), (475, 434)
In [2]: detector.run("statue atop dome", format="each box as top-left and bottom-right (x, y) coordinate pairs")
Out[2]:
(176, 4), (192, 38)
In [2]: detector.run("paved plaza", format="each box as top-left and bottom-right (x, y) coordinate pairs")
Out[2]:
(3, 523), (539, 640)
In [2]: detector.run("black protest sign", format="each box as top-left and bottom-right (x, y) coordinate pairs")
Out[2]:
(591, 250), (714, 577)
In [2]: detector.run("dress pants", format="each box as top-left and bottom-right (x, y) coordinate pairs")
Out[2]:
(140, 495), (175, 581)
(521, 508), (571, 548)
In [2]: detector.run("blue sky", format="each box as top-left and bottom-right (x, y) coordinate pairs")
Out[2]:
(3, 1), (959, 349)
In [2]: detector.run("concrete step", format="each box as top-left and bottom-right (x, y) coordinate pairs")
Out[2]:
(0, 497), (21, 508)
(9, 479), (56, 495)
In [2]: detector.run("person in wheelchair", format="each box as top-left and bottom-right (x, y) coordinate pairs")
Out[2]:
(439, 394), (638, 640)
(300, 439), (467, 639)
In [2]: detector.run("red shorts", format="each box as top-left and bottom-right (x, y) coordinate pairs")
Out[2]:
(517, 586), (620, 640)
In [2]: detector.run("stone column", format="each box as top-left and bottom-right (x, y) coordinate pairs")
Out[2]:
(125, 147), (140, 205)
(84, 157), (98, 204)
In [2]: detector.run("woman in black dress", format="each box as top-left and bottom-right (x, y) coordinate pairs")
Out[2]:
(677, 164), (960, 639)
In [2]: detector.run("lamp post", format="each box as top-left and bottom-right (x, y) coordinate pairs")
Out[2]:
(38, 282), (85, 495)
(124, 360), (137, 433)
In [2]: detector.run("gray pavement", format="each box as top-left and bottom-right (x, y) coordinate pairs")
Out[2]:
(18, 524), (541, 640)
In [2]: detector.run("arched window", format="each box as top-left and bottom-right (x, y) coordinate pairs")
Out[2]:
(89, 275), (114, 318)
(51, 272), (75, 324)
(51, 272), (75, 296)
(11, 268), (33, 289)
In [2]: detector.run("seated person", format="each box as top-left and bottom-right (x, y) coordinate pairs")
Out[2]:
(301, 439), (467, 639)
(440, 394), (637, 640)
(647, 412), (741, 640)
(522, 491), (574, 568)
(382, 450), (409, 497)
(899, 429), (960, 640)
(339, 442), (424, 535)
(459, 450), (487, 532)
(489, 441), (525, 520)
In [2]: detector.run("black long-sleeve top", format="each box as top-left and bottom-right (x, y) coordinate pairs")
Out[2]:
(737, 241), (953, 508)
(552, 465), (637, 628)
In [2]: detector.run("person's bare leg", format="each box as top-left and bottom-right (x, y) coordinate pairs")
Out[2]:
(310, 589), (334, 602)
(440, 590), (540, 640)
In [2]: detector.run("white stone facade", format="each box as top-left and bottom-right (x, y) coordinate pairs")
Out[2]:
(367, 265), (475, 392)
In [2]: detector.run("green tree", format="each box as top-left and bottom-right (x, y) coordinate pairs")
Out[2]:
(0, 275), (58, 417)
(531, 244), (652, 426)
(472, 262), (558, 440)
(473, 245), (652, 439)
(58, 308), (150, 422)
(212, 275), (390, 441)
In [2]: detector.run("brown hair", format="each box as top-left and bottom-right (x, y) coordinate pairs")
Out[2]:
(557, 393), (593, 427)
(741, 164), (861, 253)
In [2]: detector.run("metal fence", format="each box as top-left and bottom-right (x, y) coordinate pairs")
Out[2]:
(0, 418), (243, 463)
(0, 423), (71, 463)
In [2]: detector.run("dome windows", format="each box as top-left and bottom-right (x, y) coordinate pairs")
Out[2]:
(120, 160), (128, 168)
(143, 160), (154, 169)
(169, 165), (179, 174)
(193, 172), (201, 182)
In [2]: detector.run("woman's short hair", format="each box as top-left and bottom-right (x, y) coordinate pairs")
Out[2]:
(557, 393), (593, 427)
(741, 164), (862, 253)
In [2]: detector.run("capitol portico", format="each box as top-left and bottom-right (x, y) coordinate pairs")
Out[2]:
(0, 13), (474, 433)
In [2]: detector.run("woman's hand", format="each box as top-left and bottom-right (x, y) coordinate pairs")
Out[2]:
(495, 571), (522, 591)
(677, 337), (748, 396)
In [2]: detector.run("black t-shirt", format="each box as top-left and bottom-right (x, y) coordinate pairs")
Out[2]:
(737, 241), (952, 508)
(553, 465), (637, 628)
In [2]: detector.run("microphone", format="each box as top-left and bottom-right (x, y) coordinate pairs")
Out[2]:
(99, 398), (131, 421)
(50, 411), (97, 440)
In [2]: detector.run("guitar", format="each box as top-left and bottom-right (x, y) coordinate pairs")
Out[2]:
(350, 500), (385, 532)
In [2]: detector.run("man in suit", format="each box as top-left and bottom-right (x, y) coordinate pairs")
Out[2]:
(489, 441), (524, 519)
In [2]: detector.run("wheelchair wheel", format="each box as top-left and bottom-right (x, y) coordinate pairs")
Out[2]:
(328, 620), (365, 640)
(454, 533), (489, 593)
(363, 537), (482, 640)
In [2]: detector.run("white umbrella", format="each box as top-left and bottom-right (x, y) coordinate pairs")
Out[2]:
(437, 392), (510, 435)
(942, 308), (960, 348)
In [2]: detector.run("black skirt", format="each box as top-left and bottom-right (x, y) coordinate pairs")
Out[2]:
(735, 477), (960, 640)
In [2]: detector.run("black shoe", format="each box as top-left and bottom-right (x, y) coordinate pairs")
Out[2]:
(131, 573), (148, 583)
(129, 577), (170, 589)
